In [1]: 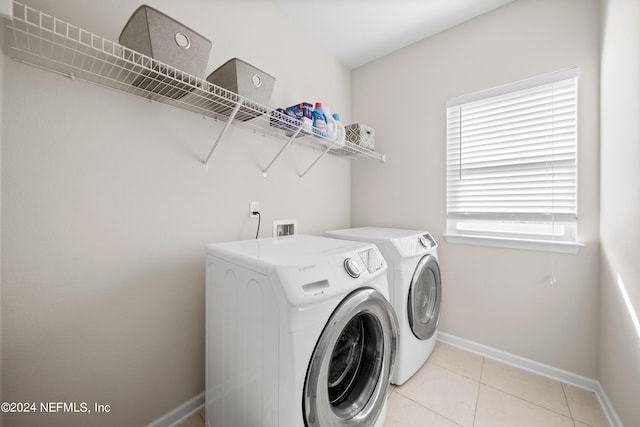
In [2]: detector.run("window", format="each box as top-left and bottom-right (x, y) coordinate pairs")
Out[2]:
(444, 68), (583, 253)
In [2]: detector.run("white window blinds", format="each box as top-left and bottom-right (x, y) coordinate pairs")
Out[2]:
(446, 69), (579, 223)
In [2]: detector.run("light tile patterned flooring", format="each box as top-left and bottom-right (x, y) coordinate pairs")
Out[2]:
(177, 342), (609, 427)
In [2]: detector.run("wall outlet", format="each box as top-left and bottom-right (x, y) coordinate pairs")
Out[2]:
(273, 219), (297, 237)
(249, 201), (259, 219)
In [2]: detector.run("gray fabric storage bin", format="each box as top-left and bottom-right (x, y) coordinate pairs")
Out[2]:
(119, 5), (211, 98)
(206, 58), (275, 121)
(346, 123), (376, 150)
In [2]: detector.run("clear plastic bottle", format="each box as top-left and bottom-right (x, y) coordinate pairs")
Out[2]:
(312, 102), (328, 138)
(324, 106), (338, 142)
(332, 113), (346, 145)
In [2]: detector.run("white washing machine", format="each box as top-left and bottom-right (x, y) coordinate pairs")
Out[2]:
(325, 227), (441, 385)
(205, 235), (398, 427)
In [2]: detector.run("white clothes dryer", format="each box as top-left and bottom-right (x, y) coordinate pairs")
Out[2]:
(325, 227), (441, 385)
(205, 235), (398, 427)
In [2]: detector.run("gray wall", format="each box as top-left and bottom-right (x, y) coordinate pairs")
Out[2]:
(1, 1), (352, 426)
(351, 0), (601, 378)
(600, 0), (640, 426)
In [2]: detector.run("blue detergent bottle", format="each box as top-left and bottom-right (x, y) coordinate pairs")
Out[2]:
(312, 102), (328, 138)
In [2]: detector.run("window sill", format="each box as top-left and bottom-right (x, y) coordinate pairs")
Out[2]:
(443, 233), (584, 254)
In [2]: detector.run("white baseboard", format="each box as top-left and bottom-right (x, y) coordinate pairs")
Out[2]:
(144, 392), (204, 427)
(592, 382), (625, 427)
(437, 332), (624, 427)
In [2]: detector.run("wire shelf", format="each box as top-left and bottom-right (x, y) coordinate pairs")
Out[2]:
(5, 1), (385, 173)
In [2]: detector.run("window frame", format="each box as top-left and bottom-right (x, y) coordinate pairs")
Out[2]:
(443, 68), (583, 254)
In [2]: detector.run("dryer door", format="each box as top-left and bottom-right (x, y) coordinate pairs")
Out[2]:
(408, 254), (442, 340)
(303, 288), (398, 427)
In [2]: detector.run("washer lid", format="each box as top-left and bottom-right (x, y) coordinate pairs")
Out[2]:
(206, 235), (371, 274)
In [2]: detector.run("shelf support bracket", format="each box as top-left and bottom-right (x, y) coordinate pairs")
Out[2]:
(299, 139), (338, 179)
(261, 125), (302, 177)
(202, 97), (244, 170)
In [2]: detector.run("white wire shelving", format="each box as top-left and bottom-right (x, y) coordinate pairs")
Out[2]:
(4, 1), (385, 177)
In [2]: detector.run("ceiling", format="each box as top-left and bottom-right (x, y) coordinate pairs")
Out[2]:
(272, 0), (515, 70)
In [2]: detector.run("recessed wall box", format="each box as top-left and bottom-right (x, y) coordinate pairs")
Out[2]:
(273, 220), (297, 237)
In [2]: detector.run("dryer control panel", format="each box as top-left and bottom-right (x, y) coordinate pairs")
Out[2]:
(418, 233), (437, 250)
(395, 232), (438, 257)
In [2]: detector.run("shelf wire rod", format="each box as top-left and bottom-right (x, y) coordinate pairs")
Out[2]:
(261, 125), (302, 177)
(299, 139), (339, 178)
(202, 97), (243, 168)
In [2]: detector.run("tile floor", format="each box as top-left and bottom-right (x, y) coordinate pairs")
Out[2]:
(176, 342), (610, 427)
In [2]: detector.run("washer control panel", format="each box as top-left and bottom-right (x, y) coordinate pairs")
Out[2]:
(344, 258), (362, 278)
(358, 248), (384, 273)
(343, 248), (384, 278)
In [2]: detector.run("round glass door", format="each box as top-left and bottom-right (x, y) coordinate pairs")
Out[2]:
(303, 288), (398, 427)
(407, 254), (441, 340)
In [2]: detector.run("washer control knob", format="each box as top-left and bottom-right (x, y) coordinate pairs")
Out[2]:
(419, 236), (430, 249)
(344, 258), (361, 278)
